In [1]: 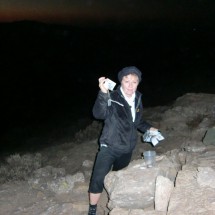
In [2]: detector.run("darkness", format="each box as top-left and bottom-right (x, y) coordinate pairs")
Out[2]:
(0, 20), (215, 155)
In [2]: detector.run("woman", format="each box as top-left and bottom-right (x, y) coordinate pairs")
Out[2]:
(88, 66), (157, 215)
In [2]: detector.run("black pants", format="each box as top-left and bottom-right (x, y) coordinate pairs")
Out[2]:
(88, 146), (132, 193)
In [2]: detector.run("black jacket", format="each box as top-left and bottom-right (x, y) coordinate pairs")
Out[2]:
(92, 86), (152, 153)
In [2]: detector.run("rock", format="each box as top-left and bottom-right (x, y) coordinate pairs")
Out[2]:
(203, 127), (215, 145)
(105, 167), (159, 209)
(155, 176), (174, 212)
(197, 167), (215, 188)
(105, 155), (180, 210)
(109, 208), (166, 215)
(47, 172), (85, 194)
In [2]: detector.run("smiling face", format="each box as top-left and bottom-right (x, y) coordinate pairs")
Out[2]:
(121, 74), (139, 97)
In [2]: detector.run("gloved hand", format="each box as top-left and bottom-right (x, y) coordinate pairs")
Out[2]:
(143, 130), (164, 146)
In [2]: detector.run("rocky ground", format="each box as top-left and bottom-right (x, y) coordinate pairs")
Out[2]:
(0, 138), (167, 215)
(0, 93), (215, 215)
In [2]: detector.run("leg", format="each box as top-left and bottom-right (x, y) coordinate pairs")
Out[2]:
(88, 147), (115, 214)
(88, 193), (101, 215)
(112, 151), (132, 171)
(89, 193), (101, 205)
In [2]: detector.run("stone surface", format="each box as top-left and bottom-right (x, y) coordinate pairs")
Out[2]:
(1, 93), (215, 214)
(203, 127), (215, 145)
(154, 176), (174, 212)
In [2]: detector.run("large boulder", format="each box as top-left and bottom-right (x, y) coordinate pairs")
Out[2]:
(105, 145), (215, 214)
(104, 152), (181, 210)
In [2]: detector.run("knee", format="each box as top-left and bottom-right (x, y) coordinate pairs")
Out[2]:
(89, 175), (104, 193)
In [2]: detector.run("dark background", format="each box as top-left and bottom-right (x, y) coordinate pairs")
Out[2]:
(1, 20), (215, 155)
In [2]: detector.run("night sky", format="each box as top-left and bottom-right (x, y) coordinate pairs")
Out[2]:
(1, 0), (215, 25)
(1, 1), (215, 154)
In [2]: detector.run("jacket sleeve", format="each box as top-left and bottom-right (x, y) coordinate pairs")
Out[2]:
(92, 91), (110, 120)
(136, 101), (152, 133)
(137, 117), (152, 133)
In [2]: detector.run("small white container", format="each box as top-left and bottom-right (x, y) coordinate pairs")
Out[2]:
(144, 151), (156, 168)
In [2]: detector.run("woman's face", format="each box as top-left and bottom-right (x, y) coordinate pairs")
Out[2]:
(121, 74), (139, 97)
